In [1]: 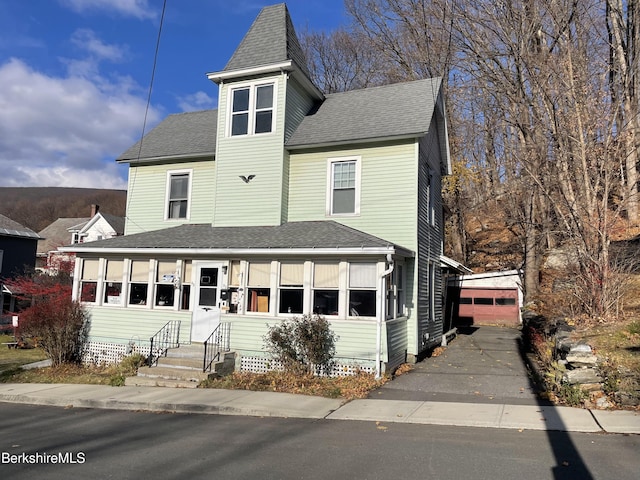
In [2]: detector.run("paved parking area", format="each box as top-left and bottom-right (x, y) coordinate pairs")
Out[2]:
(370, 326), (544, 405)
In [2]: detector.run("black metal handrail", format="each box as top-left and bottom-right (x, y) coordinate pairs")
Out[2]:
(147, 320), (181, 367)
(203, 322), (231, 372)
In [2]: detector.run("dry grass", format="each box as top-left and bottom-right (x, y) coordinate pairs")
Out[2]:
(200, 370), (388, 400)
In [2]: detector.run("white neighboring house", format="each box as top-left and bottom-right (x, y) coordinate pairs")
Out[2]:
(37, 206), (124, 274)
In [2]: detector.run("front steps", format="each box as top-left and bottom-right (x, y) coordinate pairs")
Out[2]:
(125, 344), (235, 388)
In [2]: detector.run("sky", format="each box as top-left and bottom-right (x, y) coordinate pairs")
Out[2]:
(0, 0), (347, 189)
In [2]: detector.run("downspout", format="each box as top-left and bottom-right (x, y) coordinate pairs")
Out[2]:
(376, 254), (394, 379)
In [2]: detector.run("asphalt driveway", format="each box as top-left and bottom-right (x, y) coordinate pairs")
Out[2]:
(370, 326), (545, 405)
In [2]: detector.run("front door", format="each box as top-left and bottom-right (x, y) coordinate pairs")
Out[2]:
(191, 263), (223, 342)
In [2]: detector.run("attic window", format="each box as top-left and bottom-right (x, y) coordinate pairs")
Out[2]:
(230, 83), (274, 136)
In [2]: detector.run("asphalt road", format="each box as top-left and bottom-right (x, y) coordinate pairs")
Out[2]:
(1, 404), (638, 480)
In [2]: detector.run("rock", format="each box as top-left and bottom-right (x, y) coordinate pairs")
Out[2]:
(563, 368), (603, 385)
(614, 391), (640, 407)
(569, 343), (592, 354)
(595, 395), (614, 409)
(580, 383), (603, 393)
(566, 352), (598, 367)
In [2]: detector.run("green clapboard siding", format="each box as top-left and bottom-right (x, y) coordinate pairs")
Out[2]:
(125, 159), (216, 235)
(225, 315), (383, 362)
(85, 307), (192, 344)
(287, 141), (419, 251)
(213, 73), (288, 226)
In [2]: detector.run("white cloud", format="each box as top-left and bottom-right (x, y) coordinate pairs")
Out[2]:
(59, 0), (157, 20)
(71, 29), (128, 62)
(177, 91), (216, 112)
(0, 57), (161, 188)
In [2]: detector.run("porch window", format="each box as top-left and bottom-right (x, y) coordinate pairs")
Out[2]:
(396, 264), (405, 316)
(247, 262), (270, 313)
(227, 260), (242, 314)
(80, 259), (99, 303)
(166, 171), (191, 220)
(230, 83), (274, 136)
(279, 262), (304, 314)
(155, 260), (176, 307)
(180, 261), (192, 310)
(104, 260), (123, 305)
(327, 158), (361, 215)
(348, 263), (377, 317)
(313, 263), (339, 316)
(129, 260), (150, 306)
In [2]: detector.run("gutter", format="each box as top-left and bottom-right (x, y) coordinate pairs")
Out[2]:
(376, 254), (394, 379)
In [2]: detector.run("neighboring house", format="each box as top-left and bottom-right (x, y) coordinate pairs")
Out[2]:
(62, 3), (452, 375)
(0, 214), (40, 318)
(37, 205), (124, 274)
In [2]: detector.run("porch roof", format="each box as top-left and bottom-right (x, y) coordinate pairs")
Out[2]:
(60, 221), (414, 257)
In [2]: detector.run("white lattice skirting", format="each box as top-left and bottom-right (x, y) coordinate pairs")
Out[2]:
(83, 341), (151, 366)
(239, 356), (376, 376)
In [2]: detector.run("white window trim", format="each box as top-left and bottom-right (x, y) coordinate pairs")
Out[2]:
(226, 79), (278, 138)
(326, 156), (362, 216)
(164, 169), (193, 221)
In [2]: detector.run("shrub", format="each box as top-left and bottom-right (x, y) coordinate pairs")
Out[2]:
(7, 271), (89, 367)
(264, 314), (338, 376)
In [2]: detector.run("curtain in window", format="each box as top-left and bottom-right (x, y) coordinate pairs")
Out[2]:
(81, 259), (99, 280)
(249, 262), (271, 287)
(280, 263), (304, 286)
(349, 263), (377, 288)
(314, 263), (339, 288)
(130, 260), (150, 282)
(105, 260), (123, 282)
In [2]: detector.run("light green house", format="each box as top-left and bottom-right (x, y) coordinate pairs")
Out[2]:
(63, 3), (452, 377)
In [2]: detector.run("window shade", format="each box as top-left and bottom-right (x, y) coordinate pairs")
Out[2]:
(249, 262), (271, 287)
(156, 260), (176, 282)
(82, 259), (99, 280)
(105, 260), (123, 282)
(280, 263), (304, 286)
(229, 260), (241, 286)
(314, 263), (339, 288)
(130, 260), (150, 282)
(183, 261), (192, 283)
(349, 263), (377, 288)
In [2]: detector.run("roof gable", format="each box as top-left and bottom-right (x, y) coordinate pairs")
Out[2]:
(223, 3), (311, 79)
(37, 217), (90, 253)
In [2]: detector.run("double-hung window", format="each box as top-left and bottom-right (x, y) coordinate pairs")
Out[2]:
(129, 260), (150, 306)
(166, 171), (191, 220)
(247, 262), (271, 313)
(155, 260), (176, 307)
(104, 260), (123, 305)
(80, 259), (99, 303)
(348, 263), (377, 317)
(328, 158), (360, 215)
(230, 83), (274, 136)
(313, 263), (339, 316)
(279, 262), (304, 314)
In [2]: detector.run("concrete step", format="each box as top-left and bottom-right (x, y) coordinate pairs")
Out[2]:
(157, 355), (204, 370)
(165, 344), (205, 359)
(136, 365), (210, 382)
(124, 376), (200, 388)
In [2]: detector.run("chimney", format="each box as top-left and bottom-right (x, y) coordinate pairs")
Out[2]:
(91, 204), (99, 216)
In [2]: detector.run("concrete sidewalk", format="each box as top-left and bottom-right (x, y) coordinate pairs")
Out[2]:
(0, 383), (638, 434)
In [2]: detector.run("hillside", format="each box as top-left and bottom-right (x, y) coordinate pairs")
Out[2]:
(0, 187), (127, 232)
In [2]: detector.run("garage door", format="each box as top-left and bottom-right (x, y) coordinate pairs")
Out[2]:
(456, 288), (519, 326)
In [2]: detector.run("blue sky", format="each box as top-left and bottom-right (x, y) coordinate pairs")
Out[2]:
(0, 0), (347, 189)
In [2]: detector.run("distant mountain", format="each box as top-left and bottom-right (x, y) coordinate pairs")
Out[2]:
(0, 187), (127, 232)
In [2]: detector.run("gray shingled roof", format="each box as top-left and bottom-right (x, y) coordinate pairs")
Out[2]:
(224, 3), (311, 79)
(287, 78), (443, 148)
(0, 214), (40, 239)
(117, 109), (217, 163)
(99, 213), (125, 235)
(37, 217), (90, 254)
(67, 221), (411, 254)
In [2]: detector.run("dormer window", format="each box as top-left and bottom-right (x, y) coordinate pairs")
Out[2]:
(230, 83), (274, 136)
